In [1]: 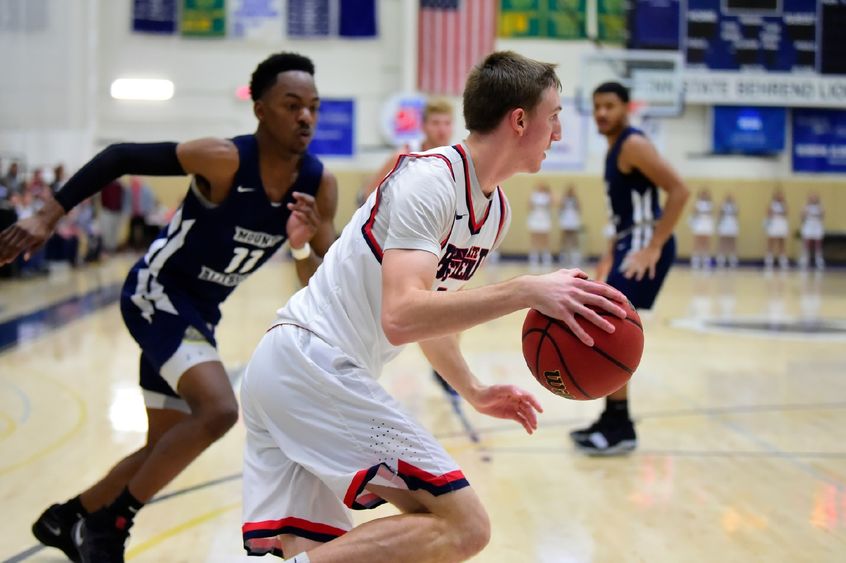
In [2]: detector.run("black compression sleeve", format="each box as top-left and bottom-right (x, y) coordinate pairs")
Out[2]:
(54, 142), (185, 212)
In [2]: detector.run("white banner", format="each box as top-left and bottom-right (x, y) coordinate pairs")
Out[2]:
(229, 0), (282, 40)
(684, 71), (846, 108)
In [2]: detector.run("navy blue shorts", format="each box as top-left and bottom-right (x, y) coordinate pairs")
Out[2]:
(606, 236), (676, 310)
(120, 268), (219, 401)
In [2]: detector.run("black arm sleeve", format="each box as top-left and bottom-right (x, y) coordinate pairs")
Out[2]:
(54, 142), (185, 212)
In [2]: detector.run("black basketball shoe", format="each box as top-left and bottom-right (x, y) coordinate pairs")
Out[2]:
(32, 503), (83, 562)
(72, 514), (131, 563)
(571, 417), (637, 456)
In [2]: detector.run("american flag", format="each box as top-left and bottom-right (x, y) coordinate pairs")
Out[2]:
(417, 0), (496, 96)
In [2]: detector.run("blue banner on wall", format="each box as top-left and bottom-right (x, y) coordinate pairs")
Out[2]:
(793, 108), (846, 173)
(133, 0), (178, 34)
(712, 106), (786, 154)
(310, 99), (355, 157)
(628, 0), (680, 50)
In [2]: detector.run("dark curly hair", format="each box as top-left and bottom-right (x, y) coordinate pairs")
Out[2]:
(593, 81), (630, 103)
(249, 52), (315, 101)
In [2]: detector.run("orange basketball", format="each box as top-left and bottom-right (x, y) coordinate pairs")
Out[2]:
(521, 293), (643, 400)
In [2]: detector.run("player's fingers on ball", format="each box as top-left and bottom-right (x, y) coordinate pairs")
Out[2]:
(585, 292), (626, 318)
(579, 305), (615, 333)
(564, 316), (594, 347)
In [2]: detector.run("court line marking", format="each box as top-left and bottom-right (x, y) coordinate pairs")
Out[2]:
(661, 382), (846, 488)
(434, 401), (846, 440)
(478, 446), (846, 459)
(0, 379), (31, 422)
(0, 373), (88, 476)
(125, 502), (241, 560)
(0, 410), (16, 441)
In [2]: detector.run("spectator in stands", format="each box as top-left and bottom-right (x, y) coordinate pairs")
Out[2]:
(126, 176), (158, 250)
(99, 179), (124, 254)
(2, 162), (23, 196)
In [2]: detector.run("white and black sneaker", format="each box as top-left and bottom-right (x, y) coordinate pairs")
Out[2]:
(571, 418), (637, 456)
(32, 503), (83, 562)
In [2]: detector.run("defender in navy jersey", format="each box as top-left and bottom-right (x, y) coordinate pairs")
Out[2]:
(570, 82), (690, 456)
(0, 53), (338, 562)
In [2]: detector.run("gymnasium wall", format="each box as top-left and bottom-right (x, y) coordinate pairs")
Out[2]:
(1, 0), (843, 259)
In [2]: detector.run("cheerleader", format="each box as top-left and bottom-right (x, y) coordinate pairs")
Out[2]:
(765, 189), (789, 270)
(558, 184), (582, 266)
(689, 188), (715, 269)
(527, 183), (553, 268)
(716, 194), (739, 268)
(799, 193), (825, 270)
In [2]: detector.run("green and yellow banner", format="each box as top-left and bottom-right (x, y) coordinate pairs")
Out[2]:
(597, 0), (626, 43)
(499, 0), (587, 40)
(182, 0), (226, 38)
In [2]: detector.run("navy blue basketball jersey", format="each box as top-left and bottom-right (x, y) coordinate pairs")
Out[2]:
(605, 127), (662, 250)
(604, 126), (676, 310)
(129, 134), (323, 324)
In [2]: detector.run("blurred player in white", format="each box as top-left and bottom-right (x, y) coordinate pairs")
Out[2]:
(238, 51), (628, 563)
(689, 188), (715, 270)
(799, 192), (825, 270)
(765, 189), (790, 270)
(716, 193), (739, 268)
(526, 182), (553, 269)
(558, 184), (582, 267)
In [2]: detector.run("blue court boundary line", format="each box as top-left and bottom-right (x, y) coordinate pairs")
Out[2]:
(0, 283), (123, 355)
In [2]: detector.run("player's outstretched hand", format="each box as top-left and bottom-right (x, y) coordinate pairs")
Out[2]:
(469, 384), (543, 434)
(527, 269), (628, 347)
(620, 246), (661, 281)
(0, 199), (64, 266)
(285, 191), (321, 250)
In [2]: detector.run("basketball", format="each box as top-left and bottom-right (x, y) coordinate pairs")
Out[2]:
(521, 293), (643, 400)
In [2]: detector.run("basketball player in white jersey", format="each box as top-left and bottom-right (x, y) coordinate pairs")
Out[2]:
(799, 192), (825, 270)
(364, 97), (461, 397)
(239, 51), (629, 563)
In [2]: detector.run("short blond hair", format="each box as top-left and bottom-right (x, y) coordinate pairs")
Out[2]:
(423, 98), (454, 122)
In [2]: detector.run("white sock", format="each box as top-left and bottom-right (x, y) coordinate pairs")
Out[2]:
(286, 553), (311, 563)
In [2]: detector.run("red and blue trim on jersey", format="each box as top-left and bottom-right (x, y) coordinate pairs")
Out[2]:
(242, 516), (347, 556)
(361, 152), (456, 263)
(343, 460), (469, 510)
(452, 144), (494, 235)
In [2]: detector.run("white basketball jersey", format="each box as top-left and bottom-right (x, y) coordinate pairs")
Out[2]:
(277, 143), (510, 376)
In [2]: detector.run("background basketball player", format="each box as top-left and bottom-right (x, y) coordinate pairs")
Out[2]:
(569, 82), (690, 456)
(0, 52), (338, 562)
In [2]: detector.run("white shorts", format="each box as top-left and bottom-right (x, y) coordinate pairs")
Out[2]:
(767, 216), (789, 238)
(240, 324), (468, 557)
(558, 210), (581, 231)
(527, 210), (551, 233)
(801, 221), (824, 241)
(691, 216), (715, 236)
(717, 218), (739, 237)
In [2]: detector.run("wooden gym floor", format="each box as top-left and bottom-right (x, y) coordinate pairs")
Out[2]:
(1, 257), (844, 562)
